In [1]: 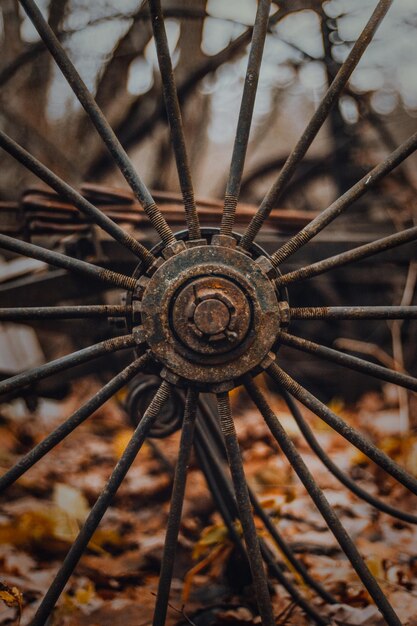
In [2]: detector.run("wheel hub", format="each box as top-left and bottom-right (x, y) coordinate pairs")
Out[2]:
(171, 275), (252, 354)
(133, 238), (282, 389)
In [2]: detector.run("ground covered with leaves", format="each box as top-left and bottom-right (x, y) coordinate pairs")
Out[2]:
(1, 378), (417, 625)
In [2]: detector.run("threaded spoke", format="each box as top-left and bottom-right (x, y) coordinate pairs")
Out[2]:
(18, 0), (175, 247)
(0, 130), (155, 264)
(267, 363), (417, 496)
(239, 0), (393, 250)
(0, 354), (150, 494)
(220, 0), (272, 237)
(148, 0), (201, 241)
(279, 331), (417, 391)
(245, 377), (402, 626)
(270, 130), (417, 267)
(198, 401), (335, 611)
(277, 225), (417, 286)
(0, 334), (136, 397)
(0, 233), (136, 291)
(153, 388), (198, 626)
(290, 306), (417, 320)
(30, 381), (172, 626)
(217, 393), (275, 626)
(281, 388), (417, 525)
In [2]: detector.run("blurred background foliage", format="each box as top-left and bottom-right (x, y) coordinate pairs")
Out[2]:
(1, 0), (416, 217)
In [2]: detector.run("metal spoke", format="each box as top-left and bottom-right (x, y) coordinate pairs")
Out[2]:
(270, 130), (417, 267)
(0, 334), (136, 397)
(281, 388), (417, 525)
(220, 0), (272, 237)
(194, 428), (319, 622)
(0, 233), (137, 291)
(198, 406), (335, 611)
(0, 130), (155, 264)
(153, 388), (198, 626)
(267, 363), (417, 495)
(279, 331), (417, 391)
(148, 0), (201, 241)
(277, 225), (417, 286)
(30, 380), (172, 626)
(217, 393), (275, 626)
(19, 0), (175, 247)
(0, 305), (126, 321)
(290, 306), (417, 320)
(239, 0), (393, 250)
(195, 433), (329, 625)
(0, 354), (150, 494)
(245, 377), (402, 626)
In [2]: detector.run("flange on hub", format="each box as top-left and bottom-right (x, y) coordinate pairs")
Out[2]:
(133, 242), (281, 389)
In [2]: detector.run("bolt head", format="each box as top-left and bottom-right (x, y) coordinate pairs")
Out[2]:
(211, 234), (237, 248)
(255, 255), (277, 279)
(162, 240), (187, 259)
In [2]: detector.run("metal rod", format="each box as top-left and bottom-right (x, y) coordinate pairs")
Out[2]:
(279, 331), (417, 392)
(0, 130), (155, 264)
(220, 0), (272, 237)
(267, 363), (417, 496)
(0, 233), (137, 291)
(153, 388), (198, 626)
(148, 0), (201, 241)
(0, 354), (150, 494)
(281, 387), (417, 525)
(197, 413), (332, 620)
(18, 0), (175, 248)
(239, 0), (393, 250)
(0, 334), (136, 397)
(245, 377), (402, 626)
(290, 306), (417, 320)
(30, 381), (172, 626)
(270, 130), (417, 266)
(277, 225), (417, 286)
(0, 304), (127, 321)
(194, 429), (249, 560)
(217, 393), (275, 626)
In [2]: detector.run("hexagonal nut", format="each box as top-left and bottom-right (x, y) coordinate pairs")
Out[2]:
(278, 301), (290, 326)
(135, 275), (150, 298)
(160, 368), (184, 386)
(162, 240), (187, 259)
(146, 257), (164, 277)
(132, 325), (147, 346)
(211, 234), (237, 248)
(255, 255), (278, 279)
(259, 352), (276, 370)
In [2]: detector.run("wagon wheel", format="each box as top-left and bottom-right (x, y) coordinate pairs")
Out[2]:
(1, 1), (417, 624)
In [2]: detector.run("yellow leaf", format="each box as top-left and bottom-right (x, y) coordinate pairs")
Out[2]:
(0, 581), (23, 624)
(0, 483), (120, 555)
(366, 556), (385, 581)
(53, 483), (89, 522)
(113, 428), (134, 459)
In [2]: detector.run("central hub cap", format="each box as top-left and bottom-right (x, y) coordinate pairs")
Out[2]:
(171, 275), (251, 355)
(136, 242), (281, 389)
(194, 299), (229, 336)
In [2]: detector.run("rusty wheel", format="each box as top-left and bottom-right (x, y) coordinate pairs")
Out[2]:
(1, 1), (417, 625)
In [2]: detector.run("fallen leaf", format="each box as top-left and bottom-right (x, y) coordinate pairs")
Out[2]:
(0, 580), (23, 624)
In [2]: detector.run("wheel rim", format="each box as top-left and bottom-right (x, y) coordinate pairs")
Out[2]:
(0, 1), (416, 625)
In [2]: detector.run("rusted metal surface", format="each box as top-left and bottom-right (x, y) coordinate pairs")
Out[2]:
(136, 237), (281, 389)
(1, 1), (417, 625)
